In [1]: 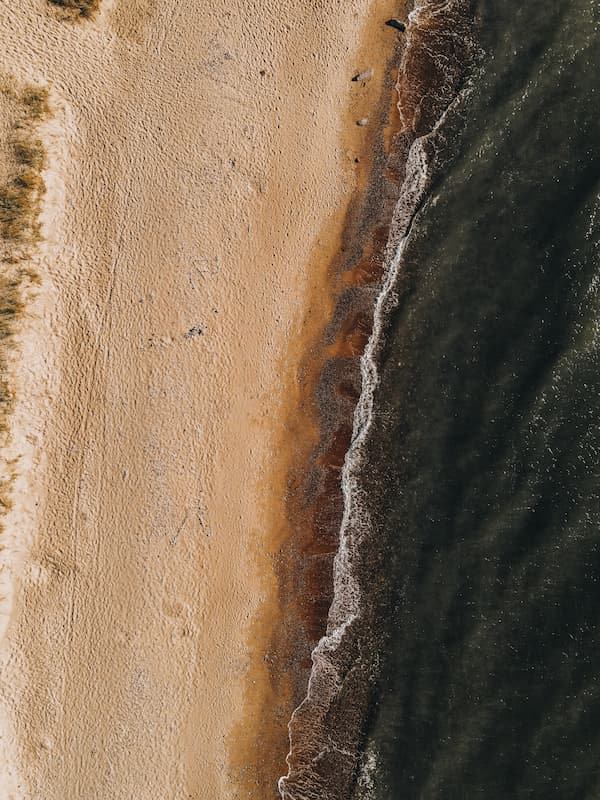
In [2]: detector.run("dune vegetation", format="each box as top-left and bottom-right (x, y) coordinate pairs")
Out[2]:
(47, 0), (100, 20)
(0, 84), (49, 259)
(0, 80), (49, 471)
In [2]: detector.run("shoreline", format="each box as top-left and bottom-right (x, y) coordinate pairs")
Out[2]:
(279, 2), (479, 796)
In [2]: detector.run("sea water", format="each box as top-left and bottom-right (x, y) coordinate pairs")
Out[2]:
(280, 1), (600, 797)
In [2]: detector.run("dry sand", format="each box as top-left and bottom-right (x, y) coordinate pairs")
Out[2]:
(0, 1), (402, 797)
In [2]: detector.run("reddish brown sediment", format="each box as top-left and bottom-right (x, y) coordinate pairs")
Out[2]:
(341, 225), (392, 288)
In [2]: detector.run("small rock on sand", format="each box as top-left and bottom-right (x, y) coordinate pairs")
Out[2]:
(351, 68), (373, 82)
(385, 18), (406, 32)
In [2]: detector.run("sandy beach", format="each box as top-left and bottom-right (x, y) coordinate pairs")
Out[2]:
(0, 1), (405, 798)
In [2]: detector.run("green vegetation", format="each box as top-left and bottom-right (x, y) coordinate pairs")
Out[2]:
(47, 0), (101, 19)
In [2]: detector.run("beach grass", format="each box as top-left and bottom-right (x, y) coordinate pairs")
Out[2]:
(20, 87), (51, 121)
(0, 84), (49, 258)
(0, 278), (23, 430)
(0, 150), (46, 250)
(47, 0), (100, 19)
(0, 80), (49, 489)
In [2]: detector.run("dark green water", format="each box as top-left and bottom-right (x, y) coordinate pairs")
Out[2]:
(361, 1), (600, 797)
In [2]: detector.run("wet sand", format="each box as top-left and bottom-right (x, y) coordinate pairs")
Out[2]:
(0, 1), (406, 798)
